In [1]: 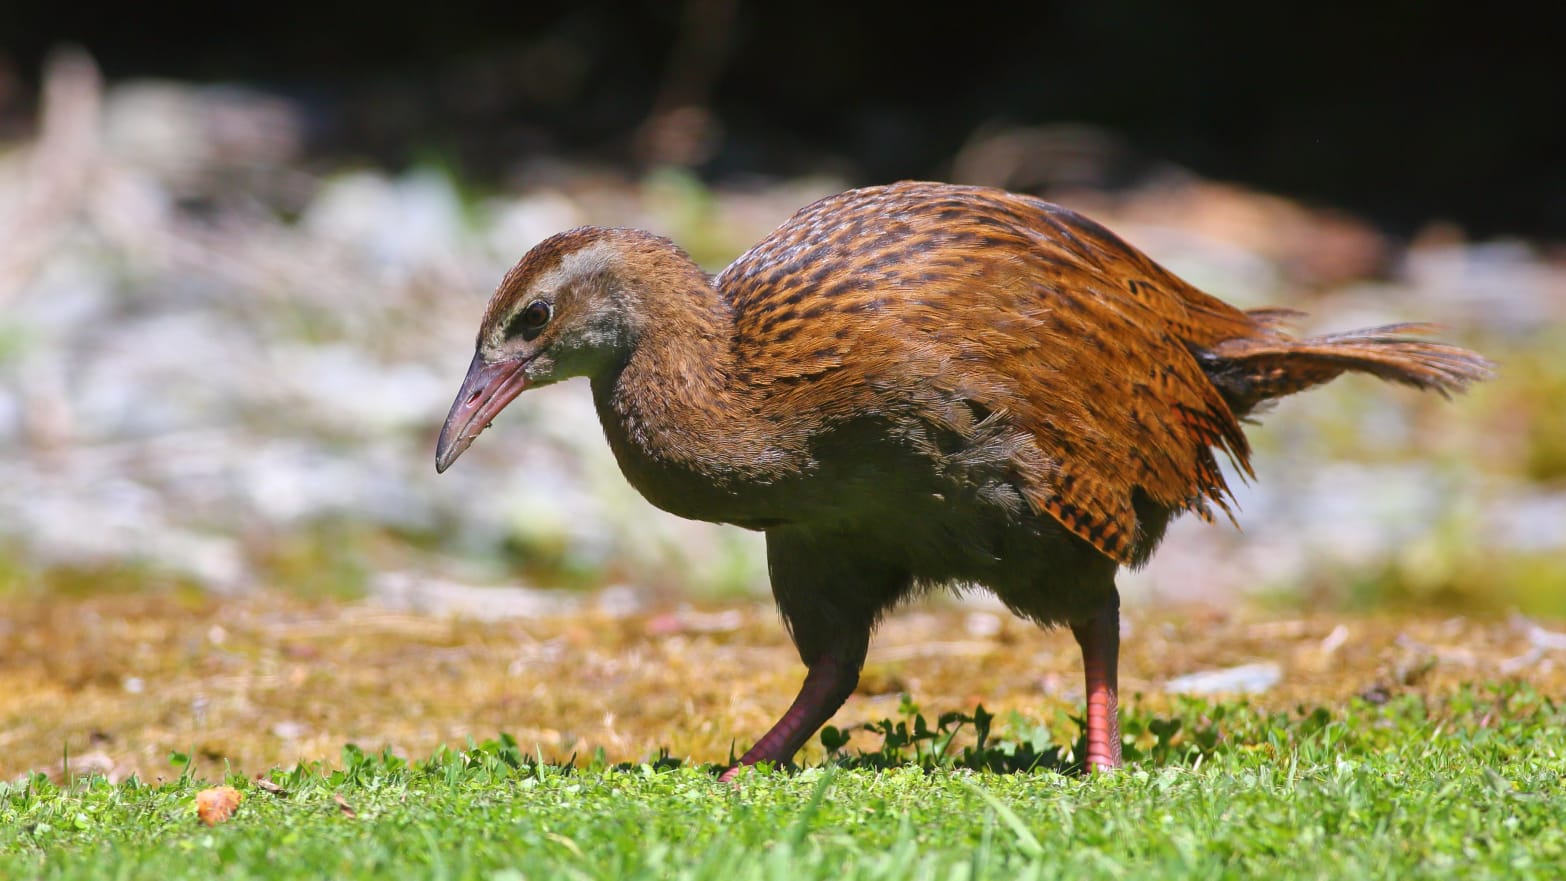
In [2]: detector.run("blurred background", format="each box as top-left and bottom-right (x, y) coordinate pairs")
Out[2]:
(1, 0), (1563, 616)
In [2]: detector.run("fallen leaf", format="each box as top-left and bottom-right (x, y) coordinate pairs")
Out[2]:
(253, 777), (287, 796)
(195, 786), (243, 826)
(334, 793), (357, 819)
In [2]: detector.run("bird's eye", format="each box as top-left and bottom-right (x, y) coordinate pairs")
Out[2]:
(522, 300), (551, 329)
(510, 300), (551, 339)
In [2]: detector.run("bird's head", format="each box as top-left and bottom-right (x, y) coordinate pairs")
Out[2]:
(435, 226), (655, 473)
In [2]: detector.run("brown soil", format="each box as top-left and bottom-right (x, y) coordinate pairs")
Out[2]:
(3, 591), (1561, 781)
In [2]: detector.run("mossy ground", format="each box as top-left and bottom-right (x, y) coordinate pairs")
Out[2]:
(5, 589), (1563, 783)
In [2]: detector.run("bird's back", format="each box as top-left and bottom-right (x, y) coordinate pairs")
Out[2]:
(717, 181), (1270, 565)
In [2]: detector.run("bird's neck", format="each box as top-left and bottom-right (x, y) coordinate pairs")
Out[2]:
(588, 252), (794, 516)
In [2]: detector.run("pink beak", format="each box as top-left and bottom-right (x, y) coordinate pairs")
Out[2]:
(435, 352), (531, 473)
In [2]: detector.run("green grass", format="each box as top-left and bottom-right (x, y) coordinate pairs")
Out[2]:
(5, 686), (1563, 880)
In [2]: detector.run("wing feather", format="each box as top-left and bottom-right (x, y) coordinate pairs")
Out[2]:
(718, 182), (1265, 564)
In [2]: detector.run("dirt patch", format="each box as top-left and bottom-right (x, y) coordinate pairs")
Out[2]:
(3, 591), (1562, 781)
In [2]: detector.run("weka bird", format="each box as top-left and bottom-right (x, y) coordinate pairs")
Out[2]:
(435, 182), (1490, 777)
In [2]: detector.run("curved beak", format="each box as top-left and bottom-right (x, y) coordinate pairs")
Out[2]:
(435, 352), (531, 473)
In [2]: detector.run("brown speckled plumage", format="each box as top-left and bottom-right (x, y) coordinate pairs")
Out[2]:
(437, 181), (1492, 777)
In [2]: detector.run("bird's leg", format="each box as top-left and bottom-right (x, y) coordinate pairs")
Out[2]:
(718, 652), (860, 783)
(720, 530), (898, 783)
(1070, 601), (1123, 772)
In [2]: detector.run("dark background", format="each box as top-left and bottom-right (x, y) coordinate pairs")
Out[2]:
(4, 0), (1563, 237)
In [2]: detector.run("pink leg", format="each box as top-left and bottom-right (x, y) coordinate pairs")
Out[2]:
(1071, 610), (1123, 772)
(718, 654), (858, 783)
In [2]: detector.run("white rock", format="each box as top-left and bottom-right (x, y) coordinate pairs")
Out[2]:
(1165, 662), (1282, 695)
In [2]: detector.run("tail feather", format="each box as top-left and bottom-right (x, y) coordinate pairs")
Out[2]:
(1203, 321), (1494, 416)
